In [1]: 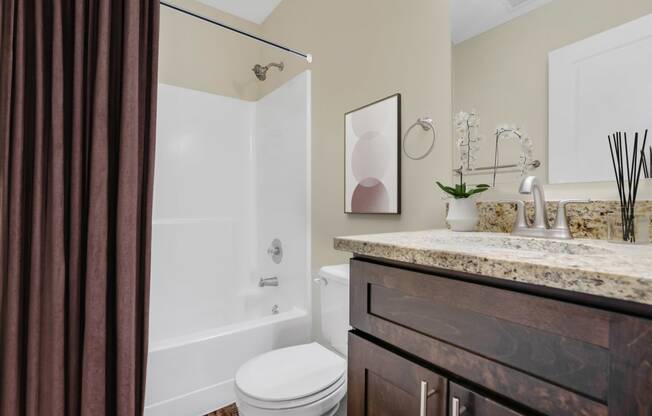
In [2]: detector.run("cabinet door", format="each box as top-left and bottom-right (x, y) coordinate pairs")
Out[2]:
(449, 383), (523, 416)
(348, 332), (447, 416)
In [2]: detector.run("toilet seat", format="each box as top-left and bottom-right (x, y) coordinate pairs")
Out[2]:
(237, 373), (346, 409)
(235, 343), (346, 415)
(236, 384), (345, 416)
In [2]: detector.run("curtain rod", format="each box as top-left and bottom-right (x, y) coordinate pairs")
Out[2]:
(160, 1), (312, 62)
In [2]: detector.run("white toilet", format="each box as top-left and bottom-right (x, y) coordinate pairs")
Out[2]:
(234, 264), (350, 416)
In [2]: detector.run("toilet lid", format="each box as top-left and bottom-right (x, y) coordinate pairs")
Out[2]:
(235, 343), (346, 402)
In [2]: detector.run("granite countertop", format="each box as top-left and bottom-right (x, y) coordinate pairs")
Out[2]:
(334, 229), (652, 306)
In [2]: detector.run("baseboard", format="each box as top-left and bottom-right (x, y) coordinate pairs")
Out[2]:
(144, 379), (235, 416)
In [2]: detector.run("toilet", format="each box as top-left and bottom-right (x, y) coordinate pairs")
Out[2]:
(234, 264), (350, 416)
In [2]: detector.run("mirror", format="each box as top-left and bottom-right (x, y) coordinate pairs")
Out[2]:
(451, 0), (652, 188)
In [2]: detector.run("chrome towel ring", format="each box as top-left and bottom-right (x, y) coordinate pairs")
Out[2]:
(403, 117), (436, 160)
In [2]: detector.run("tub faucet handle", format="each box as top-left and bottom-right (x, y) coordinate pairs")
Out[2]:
(267, 238), (283, 264)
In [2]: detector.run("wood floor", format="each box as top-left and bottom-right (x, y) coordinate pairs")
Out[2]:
(206, 403), (239, 416)
(206, 399), (347, 415)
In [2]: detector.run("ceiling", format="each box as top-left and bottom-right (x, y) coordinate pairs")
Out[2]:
(195, 0), (283, 24)
(451, 0), (553, 44)
(193, 0), (552, 43)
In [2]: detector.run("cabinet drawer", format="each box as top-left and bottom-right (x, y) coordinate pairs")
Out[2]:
(350, 259), (609, 416)
(348, 332), (447, 416)
(449, 383), (523, 416)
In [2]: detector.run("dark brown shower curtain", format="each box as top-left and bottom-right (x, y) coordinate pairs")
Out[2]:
(0, 0), (159, 415)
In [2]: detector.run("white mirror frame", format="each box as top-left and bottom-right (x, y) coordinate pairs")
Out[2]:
(548, 13), (652, 184)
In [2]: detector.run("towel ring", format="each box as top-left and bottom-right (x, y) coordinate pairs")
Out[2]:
(403, 117), (436, 160)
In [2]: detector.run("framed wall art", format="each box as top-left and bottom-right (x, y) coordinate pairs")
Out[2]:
(344, 94), (401, 214)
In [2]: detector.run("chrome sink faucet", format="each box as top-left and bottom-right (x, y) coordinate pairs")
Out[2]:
(511, 176), (589, 240)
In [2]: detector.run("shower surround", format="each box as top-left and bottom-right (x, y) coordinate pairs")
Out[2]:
(145, 72), (311, 415)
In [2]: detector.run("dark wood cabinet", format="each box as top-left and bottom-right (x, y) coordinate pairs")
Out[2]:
(348, 332), (447, 416)
(347, 257), (652, 416)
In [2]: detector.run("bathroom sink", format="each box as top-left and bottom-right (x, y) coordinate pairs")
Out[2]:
(425, 234), (613, 256)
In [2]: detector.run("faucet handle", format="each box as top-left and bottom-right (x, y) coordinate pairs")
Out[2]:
(498, 200), (528, 230)
(553, 199), (591, 230)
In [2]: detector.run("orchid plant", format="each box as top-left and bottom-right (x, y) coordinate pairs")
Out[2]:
(441, 110), (490, 199)
(454, 110), (482, 171)
(495, 125), (534, 175)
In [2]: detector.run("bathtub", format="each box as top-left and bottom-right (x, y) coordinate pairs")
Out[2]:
(144, 308), (310, 416)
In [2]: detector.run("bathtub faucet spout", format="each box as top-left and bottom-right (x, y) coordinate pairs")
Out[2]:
(258, 276), (279, 287)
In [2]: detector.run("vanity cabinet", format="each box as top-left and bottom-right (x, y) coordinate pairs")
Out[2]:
(347, 258), (652, 416)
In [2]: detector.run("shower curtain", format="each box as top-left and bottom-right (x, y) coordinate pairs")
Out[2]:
(0, 0), (159, 415)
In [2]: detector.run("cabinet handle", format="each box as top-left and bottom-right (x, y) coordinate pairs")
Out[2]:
(419, 381), (437, 416)
(451, 397), (467, 416)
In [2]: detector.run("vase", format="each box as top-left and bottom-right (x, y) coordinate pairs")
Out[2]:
(607, 211), (651, 245)
(447, 198), (479, 232)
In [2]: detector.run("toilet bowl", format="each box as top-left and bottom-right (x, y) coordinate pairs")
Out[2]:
(234, 265), (350, 416)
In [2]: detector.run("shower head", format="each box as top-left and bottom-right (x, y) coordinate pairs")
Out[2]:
(252, 62), (284, 81)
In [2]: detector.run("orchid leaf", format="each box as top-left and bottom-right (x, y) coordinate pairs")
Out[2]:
(435, 180), (490, 198)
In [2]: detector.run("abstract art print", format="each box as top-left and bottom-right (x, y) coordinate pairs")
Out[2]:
(345, 94), (401, 214)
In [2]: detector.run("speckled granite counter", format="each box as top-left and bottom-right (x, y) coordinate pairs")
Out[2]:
(335, 230), (652, 306)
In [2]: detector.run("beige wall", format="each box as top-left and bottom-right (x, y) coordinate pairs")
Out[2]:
(259, 0), (452, 340)
(453, 0), (652, 201)
(261, 0), (452, 266)
(159, 0), (262, 101)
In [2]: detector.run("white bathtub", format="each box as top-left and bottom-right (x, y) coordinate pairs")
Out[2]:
(144, 308), (310, 416)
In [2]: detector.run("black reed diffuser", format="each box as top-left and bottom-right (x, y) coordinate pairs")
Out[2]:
(608, 130), (648, 242)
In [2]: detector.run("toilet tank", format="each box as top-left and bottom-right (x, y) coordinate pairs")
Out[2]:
(318, 264), (350, 356)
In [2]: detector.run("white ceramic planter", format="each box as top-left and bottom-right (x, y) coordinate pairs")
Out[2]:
(447, 198), (478, 232)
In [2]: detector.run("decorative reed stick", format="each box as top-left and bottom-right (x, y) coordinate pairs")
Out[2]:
(643, 146), (652, 179)
(608, 130), (648, 242)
